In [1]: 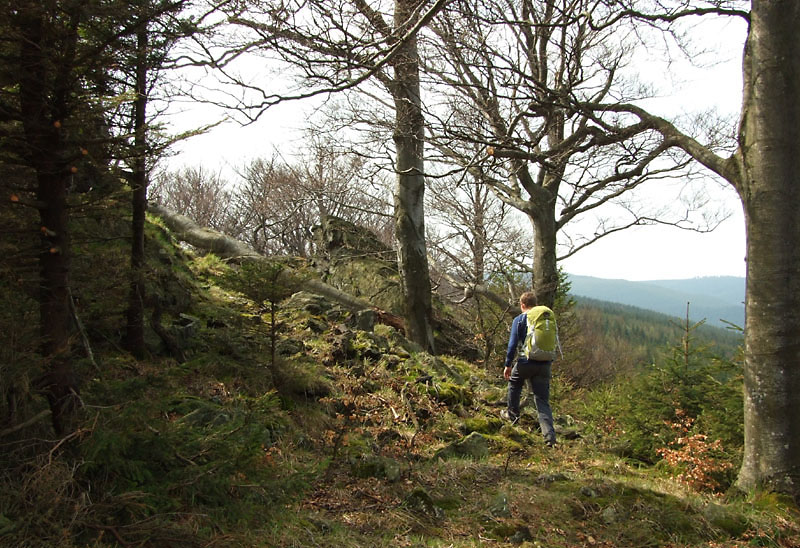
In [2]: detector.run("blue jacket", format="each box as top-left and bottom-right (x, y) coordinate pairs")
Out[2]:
(504, 312), (529, 368)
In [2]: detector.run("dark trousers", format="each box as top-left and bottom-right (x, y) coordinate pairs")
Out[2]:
(507, 360), (556, 443)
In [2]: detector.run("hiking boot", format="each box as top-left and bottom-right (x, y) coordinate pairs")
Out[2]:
(545, 439), (557, 448)
(500, 409), (519, 425)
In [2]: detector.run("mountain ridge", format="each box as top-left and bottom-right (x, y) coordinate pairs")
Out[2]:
(566, 274), (745, 328)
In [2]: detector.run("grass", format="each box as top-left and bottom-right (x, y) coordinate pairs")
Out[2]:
(4, 335), (797, 546)
(247, 435), (796, 548)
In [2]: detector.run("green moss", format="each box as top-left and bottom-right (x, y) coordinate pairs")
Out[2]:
(347, 330), (391, 361)
(439, 355), (477, 380)
(277, 358), (333, 398)
(326, 258), (404, 313)
(462, 416), (504, 435)
(702, 502), (749, 537)
(434, 432), (489, 460)
(403, 488), (446, 518)
(426, 381), (473, 407)
(499, 423), (539, 445)
(350, 455), (402, 482)
(188, 253), (229, 277)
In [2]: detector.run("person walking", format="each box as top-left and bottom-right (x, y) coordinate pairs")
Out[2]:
(501, 291), (557, 447)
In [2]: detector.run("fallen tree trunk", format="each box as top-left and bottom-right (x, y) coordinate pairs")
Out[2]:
(147, 203), (405, 331)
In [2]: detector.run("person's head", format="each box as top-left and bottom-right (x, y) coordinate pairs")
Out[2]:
(519, 291), (537, 310)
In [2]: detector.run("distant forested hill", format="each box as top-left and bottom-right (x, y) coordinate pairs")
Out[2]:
(567, 274), (745, 329)
(573, 297), (743, 363)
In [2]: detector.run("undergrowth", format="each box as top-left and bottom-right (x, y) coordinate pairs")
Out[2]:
(0, 222), (797, 547)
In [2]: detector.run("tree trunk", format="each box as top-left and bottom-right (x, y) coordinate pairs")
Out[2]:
(735, 0), (800, 496)
(35, 171), (77, 436)
(530, 206), (559, 309)
(17, 6), (80, 435)
(471, 183), (488, 283)
(391, 0), (435, 353)
(125, 23), (149, 359)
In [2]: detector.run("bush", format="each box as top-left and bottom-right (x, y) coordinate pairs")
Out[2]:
(579, 324), (743, 490)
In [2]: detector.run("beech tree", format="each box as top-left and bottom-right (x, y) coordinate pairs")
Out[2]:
(426, 151), (525, 290)
(425, 164), (524, 362)
(187, 0), (449, 352)
(423, 0), (731, 309)
(586, 0), (798, 497)
(152, 166), (234, 231)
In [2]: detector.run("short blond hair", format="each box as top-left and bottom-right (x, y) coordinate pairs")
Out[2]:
(519, 291), (537, 308)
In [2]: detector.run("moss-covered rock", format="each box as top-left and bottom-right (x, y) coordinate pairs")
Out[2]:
(435, 432), (489, 460)
(350, 455), (402, 482)
(427, 381), (473, 407)
(488, 491), (512, 518)
(403, 488), (445, 519)
(275, 359), (333, 398)
(375, 324), (419, 356)
(500, 424), (540, 447)
(347, 330), (391, 361)
(702, 502), (749, 537)
(412, 353), (465, 384)
(285, 291), (336, 316)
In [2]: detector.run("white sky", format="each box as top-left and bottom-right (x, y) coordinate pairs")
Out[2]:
(164, 12), (749, 283)
(559, 207), (746, 281)
(561, 15), (748, 281)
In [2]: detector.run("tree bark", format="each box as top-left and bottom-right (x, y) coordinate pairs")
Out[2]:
(618, 1), (800, 496)
(125, 22), (149, 359)
(734, 0), (800, 495)
(530, 204), (559, 309)
(391, 0), (436, 353)
(17, 4), (81, 435)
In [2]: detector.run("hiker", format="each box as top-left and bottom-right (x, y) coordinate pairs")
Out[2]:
(502, 291), (558, 447)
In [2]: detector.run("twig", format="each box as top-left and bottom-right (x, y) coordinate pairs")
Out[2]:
(0, 409), (51, 438)
(85, 524), (132, 548)
(47, 412), (98, 464)
(69, 288), (99, 372)
(503, 451), (514, 475)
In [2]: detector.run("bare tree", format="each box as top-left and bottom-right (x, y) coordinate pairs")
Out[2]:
(427, 169), (523, 288)
(151, 166), (235, 231)
(423, 0), (727, 307)
(426, 162), (528, 363)
(231, 157), (311, 256)
(231, 140), (393, 257)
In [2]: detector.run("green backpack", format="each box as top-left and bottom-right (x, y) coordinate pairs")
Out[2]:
(522, 306), (559, 361)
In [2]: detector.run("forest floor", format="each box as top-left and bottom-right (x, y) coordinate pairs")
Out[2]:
(2, 224), (798, 548)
